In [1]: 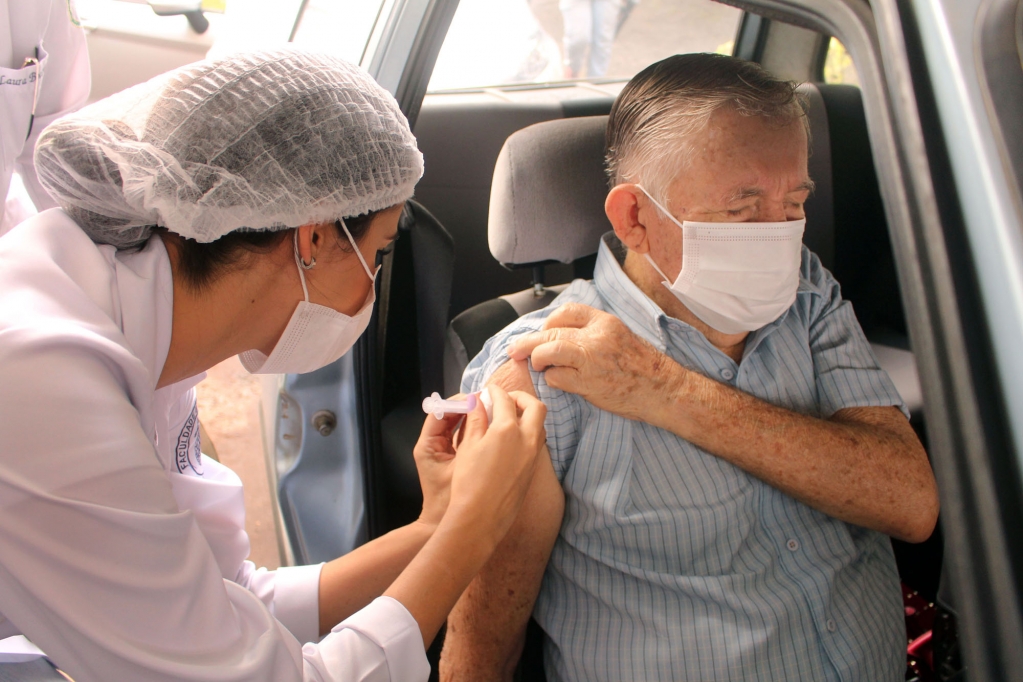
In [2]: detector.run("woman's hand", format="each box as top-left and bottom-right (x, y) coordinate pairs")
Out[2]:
(444, 385), (548, 551)
(383, 385), (548, 647)
(413, 404), (465, 528)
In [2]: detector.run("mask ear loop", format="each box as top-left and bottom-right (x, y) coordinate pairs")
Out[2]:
(292, 231), (311, 302)
(335, 218), (377, 282)
(636, 184), (682, 228)
(294, 229), (316, 271)
(635, 184), (681, 286)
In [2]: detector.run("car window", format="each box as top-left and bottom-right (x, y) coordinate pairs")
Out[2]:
(823, 37), (860, 86)
(75, 0), (225, 101)
(290, 0), (389, 64)
(428, 0), (742, 92)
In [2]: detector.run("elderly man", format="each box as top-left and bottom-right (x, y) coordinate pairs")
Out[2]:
(439, 53), (939, 682)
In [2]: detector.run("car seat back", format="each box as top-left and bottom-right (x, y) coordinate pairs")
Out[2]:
(368, 201), (455, 537)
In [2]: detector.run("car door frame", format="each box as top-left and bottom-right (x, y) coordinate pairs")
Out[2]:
(742, 0), (1023, 679)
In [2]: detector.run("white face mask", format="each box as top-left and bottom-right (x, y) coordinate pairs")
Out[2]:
(638, 185), (805, 335)
(239, 220), (379, 375)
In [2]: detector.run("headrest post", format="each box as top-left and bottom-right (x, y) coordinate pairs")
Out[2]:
(532, 264), (546, 299)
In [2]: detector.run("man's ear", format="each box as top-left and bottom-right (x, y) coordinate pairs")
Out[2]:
(605, 184), (651, 254)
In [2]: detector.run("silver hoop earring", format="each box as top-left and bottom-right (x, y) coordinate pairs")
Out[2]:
(299, 256), (316, 270)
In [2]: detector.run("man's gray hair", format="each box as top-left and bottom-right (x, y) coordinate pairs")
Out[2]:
(605, 53), (807, 210)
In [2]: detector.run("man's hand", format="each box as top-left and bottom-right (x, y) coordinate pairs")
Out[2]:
(507, 303), (682, 422)
(506, 304), (938, 543)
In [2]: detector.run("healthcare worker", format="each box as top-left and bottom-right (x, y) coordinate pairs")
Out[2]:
(1, 0), (91, 236)
(0, 49), (547, 681)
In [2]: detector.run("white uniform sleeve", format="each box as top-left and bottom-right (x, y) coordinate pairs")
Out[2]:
(0, 339), (428, 681)
(306, 597), (429, 682)
(237, 562), (324, 645)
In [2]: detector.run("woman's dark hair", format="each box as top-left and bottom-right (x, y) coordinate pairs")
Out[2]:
(160, 210), (380, 292)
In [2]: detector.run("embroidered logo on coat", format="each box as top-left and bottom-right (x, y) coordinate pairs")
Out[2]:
(176, 404), (204, 476)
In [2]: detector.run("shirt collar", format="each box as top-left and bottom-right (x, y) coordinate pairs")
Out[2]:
(592, 233), (819, 359)
(593, 233), (673, 352)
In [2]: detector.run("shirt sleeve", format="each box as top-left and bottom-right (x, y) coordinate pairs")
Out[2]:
(804, 249), (909, 419)
(0, 339), (427, 682)
(461, 310), (582, 482)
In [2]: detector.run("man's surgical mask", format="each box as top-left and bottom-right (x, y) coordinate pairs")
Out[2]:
(240, 219), (378, 375)
(638, 185), (805, 335)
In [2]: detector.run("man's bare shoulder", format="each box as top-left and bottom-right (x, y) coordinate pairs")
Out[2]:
(487, 358), (536, 397)
(463, 278), (605, 395)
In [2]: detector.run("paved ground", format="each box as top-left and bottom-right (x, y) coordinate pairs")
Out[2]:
(196, 357), (280, 570)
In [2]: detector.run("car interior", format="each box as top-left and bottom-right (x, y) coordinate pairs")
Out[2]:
(268, 5), (952, 680)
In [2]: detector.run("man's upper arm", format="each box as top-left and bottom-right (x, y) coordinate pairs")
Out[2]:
(461, 326), (580, 482)
(805, 252), (909, 420)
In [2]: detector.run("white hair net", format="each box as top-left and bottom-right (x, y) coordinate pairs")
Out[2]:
(34, 49), (424, 248)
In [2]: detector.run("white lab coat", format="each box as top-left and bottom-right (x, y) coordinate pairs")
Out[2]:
(0, 210), (429, 682)
(0, 0), (91, 236)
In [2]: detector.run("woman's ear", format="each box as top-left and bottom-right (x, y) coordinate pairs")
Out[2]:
(605, 184), (651, 254)
(297, 222), (337, 266)
(295, 224), (316, 267)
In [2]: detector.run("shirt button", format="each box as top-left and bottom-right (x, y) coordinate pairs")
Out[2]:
(720, 368), (735, 380)
(826, 619), (837, 632)
(786, 539), (799, 551)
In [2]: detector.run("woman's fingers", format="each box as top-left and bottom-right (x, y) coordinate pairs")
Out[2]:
(485, 383), (517, 424)
(419, 410), (464, 439)
(459, 395), (489, 445)
(508, 390), (548, 451)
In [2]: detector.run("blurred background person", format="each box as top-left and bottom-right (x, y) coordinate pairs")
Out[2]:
(558, 0), (637, 78)
(1, 0), (91, 237)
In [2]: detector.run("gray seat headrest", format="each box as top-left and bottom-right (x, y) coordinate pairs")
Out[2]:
(799, 83), (835, 271)
(488, 115), (610, 266)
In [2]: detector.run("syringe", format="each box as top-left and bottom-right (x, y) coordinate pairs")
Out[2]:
(422, 389), (494, 423)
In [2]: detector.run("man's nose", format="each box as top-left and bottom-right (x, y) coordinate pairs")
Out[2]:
(757, 201), (789, 222)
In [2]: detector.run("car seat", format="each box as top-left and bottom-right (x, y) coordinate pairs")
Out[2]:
(443, 84), (941, 679)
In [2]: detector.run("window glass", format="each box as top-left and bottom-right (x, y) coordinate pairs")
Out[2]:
(428, 0), (742, 92)
(75, 0), (222, 101)
(291, 0), (388, 64)
(1017, 0), (1022, 65)
(823, 37), (860, 87)
(78, 0), (226, 14)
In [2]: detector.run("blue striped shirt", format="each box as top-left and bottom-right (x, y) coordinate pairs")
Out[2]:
(462, 234), (907, 682)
